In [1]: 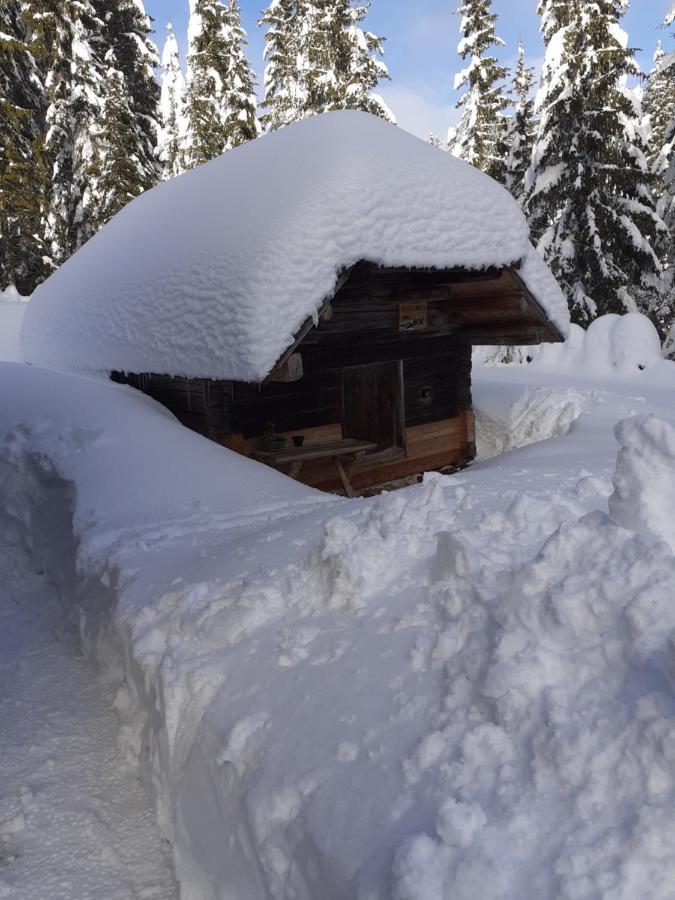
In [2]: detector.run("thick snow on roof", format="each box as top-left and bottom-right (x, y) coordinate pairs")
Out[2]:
(22, 111), (569, 381)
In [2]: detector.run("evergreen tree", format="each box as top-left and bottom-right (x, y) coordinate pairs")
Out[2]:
(656, 10), (675, 346)
(537, 0), (573, 43)
(0, 1), (47, 293)
(220, 0), (261, 147)
(504, 42), (535, 203)
(448, 0), (509, 180)
(305, 0), (393, 120)
(86, 50), (156, 231)
(259, 0), (308, 131)
(525, 0), (664, 328)
(644, 42), (675, 172)
(644, 39), (674, 307)
(158, 22), (187, 178)
(93, 0), (161, 190)
(184, 0), (260, 167)
(259, 0), (393, 128)
(24, 0), (107, 267)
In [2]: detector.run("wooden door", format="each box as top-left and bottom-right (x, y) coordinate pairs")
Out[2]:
(342, 362), (403, 449)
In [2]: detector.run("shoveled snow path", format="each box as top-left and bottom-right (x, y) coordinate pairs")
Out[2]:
(0, 508), (178, 900)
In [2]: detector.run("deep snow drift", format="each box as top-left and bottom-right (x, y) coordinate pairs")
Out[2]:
(21, 111), (568, 381)
(0, 287), (28, 364)
(3, 317), (675, 898)
(0, 464), (177, 899)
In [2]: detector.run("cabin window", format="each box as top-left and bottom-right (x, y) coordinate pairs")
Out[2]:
(419, 386), (433, 406)
(342, 361), (404, 452)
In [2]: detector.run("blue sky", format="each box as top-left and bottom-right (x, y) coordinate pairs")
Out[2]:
(144, 0), (674, 139)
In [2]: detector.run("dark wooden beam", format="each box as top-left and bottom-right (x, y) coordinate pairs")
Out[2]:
(301, 333), (464, 372)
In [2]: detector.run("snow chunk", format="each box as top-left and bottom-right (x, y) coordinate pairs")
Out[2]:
(609, 416), (675, 552)
(21, 111), (569, 381)
(0, 287), (30, 363)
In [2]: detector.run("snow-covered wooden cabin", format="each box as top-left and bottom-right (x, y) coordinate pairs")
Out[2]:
(21, 111), (569, 495)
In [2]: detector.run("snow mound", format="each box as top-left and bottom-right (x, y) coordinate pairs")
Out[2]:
(6, 359), (675, 897)
(0, 287), (29, 363)
(475, 385), (597, 460)
(394, 508), (675, 900)
(609, 415), (675, 551)
(0, 363), (319, 550)
(534, 313), (663, 375)
(21, 111), (569, 381)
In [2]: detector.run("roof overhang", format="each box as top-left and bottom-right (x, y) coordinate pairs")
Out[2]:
(264, 260), (564, 383)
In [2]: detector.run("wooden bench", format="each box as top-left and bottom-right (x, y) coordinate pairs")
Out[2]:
(253, 439), (378, 497)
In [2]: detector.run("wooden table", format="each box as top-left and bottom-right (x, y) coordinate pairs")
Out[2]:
(253, 439), (377, 497)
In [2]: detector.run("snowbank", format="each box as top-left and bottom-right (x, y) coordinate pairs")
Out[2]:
(474, 384), (598, 460)
(4, 359), (675, 898)
(0, 364), (322, 558)
(475, 313), (665, 377)
(21, 111), (568, 381)
(610, 415), (675, 551)
(534, 313), (663, 374)
(0, 286), (29, 363)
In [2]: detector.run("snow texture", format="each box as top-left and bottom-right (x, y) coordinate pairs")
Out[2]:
(21, 111), (569, 381)
(4, 329), (675, 897)
(532, 313), (663, 375)
(0, 472), (178, 899)
(0, 287), (29, 364)
(477, 313), (664, 378)
(609, 415), (675, 552)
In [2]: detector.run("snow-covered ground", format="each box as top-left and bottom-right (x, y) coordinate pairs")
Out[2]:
(3, 317), (675, 898)
(0, 287), (28, 364)
(0, 462), (178, 899)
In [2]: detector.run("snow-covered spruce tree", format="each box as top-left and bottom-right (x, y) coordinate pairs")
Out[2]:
(504, 42), (535, 204)
(219, 1), (261, 148)
(93, 0), (161, 191)
(158, 23), (187, 178)
(525, 0), (665, 328)
(260, 0), (393, 128)
(654, 11), (675, 349)
(448, 0), (509, 180)
(644, 42), (675, 173)
(184, 0), (260, 167)
(23, 0), (107, 267)
(304, 0), (393, 120)
(0, 0), (47, 293)
(259, 0), (308, 131)
(644, 38), (675, 307)
(86, 51), (156, 232)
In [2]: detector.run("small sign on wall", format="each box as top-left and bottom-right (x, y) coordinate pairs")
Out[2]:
(399, 301), (428, 333)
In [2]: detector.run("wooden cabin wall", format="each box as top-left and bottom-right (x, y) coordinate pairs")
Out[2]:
(231, 373), (342, 438)
(111, 372), (230, 440)
(216, 342), (474, 492)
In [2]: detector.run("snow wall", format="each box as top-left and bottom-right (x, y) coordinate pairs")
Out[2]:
(4, 362), (675, 899)
(0, 287), (29, 364)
